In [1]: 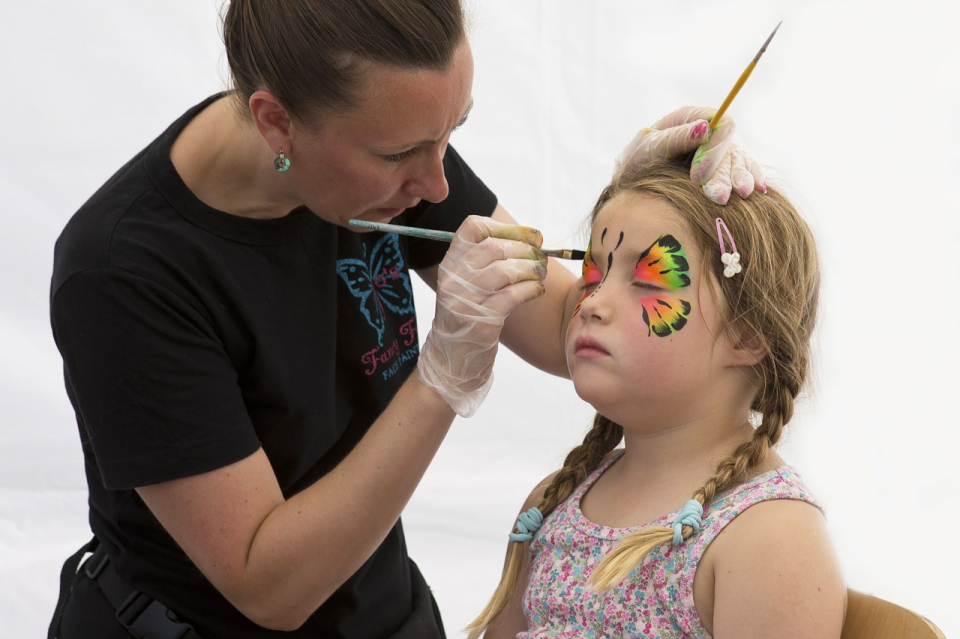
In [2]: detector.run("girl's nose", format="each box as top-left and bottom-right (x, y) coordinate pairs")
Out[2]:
(575, 285), (610, 322)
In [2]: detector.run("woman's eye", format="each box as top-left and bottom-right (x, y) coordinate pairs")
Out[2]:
(632, 281), (660, 292)
(386, 149), (418, 163)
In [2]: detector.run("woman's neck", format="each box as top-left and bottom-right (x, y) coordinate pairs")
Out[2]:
(170, 96), (302, 219)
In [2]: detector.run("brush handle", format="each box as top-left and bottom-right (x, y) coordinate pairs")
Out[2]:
(347, 219), (584, 260)
(709, 60), (756, 129)
(347, 219), (455, 242)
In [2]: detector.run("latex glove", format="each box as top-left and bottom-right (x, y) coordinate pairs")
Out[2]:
(614, 106), (766, 205)
(418, 216), (547, 417)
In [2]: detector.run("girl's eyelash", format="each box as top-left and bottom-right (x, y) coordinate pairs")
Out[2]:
(581, 280), (600, 292)
(386, 148), (418, 162)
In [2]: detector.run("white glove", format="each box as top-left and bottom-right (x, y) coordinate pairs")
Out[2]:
(614, 106), (766, 205)
(418, 216), (547, 417)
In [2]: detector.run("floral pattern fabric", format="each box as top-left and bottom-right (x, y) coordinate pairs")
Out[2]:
(519, 450), (820, 638)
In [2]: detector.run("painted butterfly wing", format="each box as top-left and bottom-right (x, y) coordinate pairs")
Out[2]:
(641, 297), (692, 337)
(572, 239), (599, 317)
(636, 235), (691, 290)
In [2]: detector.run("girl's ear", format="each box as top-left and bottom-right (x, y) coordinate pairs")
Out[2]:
(729, 330), (768, 367)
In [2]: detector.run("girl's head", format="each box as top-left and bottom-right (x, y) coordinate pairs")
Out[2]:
(571, 158), (820, 433)
(467, 158), (819, 636)
(221, 0), (471, 225)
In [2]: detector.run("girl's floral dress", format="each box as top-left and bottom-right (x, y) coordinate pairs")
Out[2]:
(519, 449), (820, 638)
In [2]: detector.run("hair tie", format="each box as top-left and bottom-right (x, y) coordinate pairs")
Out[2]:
(509, 507), (544, 542)
(715, 217), (742, 278)
(671, 500), (704, 545)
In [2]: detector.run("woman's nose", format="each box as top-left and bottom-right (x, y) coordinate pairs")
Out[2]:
(404, 147), (449, 203)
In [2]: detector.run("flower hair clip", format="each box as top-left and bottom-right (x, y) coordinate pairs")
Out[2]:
(715, 217), (742, 278)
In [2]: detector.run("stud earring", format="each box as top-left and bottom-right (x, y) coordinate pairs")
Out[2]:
(274, 148), (290, 172)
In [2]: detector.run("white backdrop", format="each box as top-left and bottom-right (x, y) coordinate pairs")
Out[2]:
(2, 1), (958, 637)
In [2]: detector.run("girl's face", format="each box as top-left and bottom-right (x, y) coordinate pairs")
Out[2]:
(287, 41), (474, 226)
(565, 191), (733, 429)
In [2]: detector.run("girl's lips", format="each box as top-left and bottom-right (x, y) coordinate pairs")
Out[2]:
(574, 335), (609, 358)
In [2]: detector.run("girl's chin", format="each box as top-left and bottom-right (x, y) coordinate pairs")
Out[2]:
(571, 380), (614, 414)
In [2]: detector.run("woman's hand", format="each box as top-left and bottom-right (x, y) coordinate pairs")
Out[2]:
(614, 106), (766, 205)
(418, 215), (547, 417)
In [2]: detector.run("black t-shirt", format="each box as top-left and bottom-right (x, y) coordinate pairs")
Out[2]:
(50, 94), (497, 638)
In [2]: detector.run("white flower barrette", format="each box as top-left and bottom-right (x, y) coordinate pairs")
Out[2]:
(716, 217), (742, 278)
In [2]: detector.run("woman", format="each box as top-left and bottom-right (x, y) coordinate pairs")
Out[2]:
(48, 1), (759, 637)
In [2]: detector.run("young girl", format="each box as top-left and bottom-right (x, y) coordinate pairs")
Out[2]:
(468, 157), (846, 638)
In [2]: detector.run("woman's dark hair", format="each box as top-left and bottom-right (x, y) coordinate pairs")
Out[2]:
(222, 0), (465, 122)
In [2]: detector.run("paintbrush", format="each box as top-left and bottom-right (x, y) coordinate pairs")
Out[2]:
(348, 219), (586, 260)
(709, 21), (782, 129)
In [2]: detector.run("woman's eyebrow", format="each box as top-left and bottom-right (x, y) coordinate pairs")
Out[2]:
(390, 99), (475, 151)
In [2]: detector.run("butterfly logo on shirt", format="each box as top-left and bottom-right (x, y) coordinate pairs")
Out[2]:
(337, 233), (415, 346)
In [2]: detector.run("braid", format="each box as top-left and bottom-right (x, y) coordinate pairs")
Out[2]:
(542, 415), (623, 514)
(465, 415), (622, 638)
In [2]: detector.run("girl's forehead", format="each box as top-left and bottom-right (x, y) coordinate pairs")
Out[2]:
(592, 192), (690, 246)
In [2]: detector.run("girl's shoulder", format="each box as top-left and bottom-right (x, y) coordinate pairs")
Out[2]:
(712, 465), (821, 514)
(695, 468), (845, 635)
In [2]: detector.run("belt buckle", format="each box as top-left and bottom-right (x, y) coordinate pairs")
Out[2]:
(117, 591), (193, 639)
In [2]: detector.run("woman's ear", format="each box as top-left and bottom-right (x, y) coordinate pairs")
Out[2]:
(249, 90), (293, 154)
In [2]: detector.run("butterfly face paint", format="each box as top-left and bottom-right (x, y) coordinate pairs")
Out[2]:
(636, 235), (692, 337)
(573, 229), (692, 338)
(572, 238), (600, 316)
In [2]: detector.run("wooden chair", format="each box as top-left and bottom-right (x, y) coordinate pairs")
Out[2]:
(842, 589), (945, 639)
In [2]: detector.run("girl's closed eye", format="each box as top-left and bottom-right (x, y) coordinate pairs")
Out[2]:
(632, 280), (662, 292)
(582, 280), (600, 295)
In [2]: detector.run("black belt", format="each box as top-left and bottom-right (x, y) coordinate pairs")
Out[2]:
(82, 544), (203, 639)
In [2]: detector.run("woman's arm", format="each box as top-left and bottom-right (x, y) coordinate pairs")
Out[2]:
(491, 205), (579, 377)
(135, 217), (546, 631)
(699, 499), (846, 638)
(417, 204), (581, 378)
(138, 373), (454, 631)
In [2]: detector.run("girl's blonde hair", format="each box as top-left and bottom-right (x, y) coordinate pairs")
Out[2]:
(467, 157), (820, 637)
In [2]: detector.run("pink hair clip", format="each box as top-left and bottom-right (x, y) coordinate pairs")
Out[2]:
(715, 217), (742, 278)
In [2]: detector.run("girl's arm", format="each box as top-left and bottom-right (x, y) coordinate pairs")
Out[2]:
(477, 471), (560, 638)
(482, 541), (532, 639)
(700, 499), (846, 638)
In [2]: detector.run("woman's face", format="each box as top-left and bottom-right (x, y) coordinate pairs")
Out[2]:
(288, 41), (475, 226)
(565, 192), (733, 429)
